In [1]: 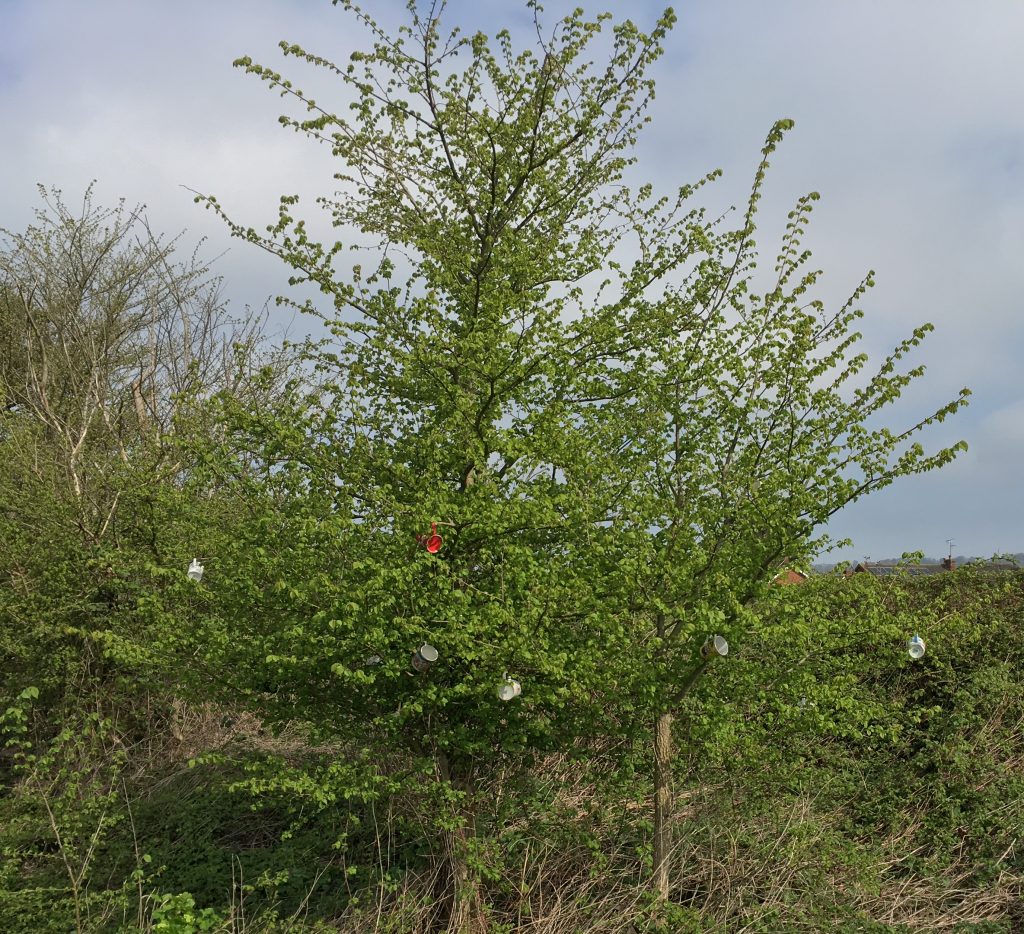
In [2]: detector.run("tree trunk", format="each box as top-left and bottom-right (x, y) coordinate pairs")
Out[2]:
(652, 708), (674, 900)
(436, 822), (488, 933)
(433, 751), (489, 933)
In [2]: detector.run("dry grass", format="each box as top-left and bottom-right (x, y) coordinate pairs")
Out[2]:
(28, 700), (1016, 933)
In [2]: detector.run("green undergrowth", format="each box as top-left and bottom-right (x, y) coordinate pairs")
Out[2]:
(2, 574), (1023, 931)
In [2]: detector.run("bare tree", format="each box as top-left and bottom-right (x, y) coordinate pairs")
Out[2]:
(0, 184), (292, 540)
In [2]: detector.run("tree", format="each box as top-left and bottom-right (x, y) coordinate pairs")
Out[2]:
(0, 187), (313, 934)
(194, 4), (699, 927)
(186, 0), (968, 922)
(0, 184), (291, 707)
(0, 185), (286, 516)
(593, 121), (969, 897)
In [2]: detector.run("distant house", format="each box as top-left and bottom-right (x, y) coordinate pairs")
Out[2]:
(851, 557), (954, 578)
(774, 567), (809, 585)
(851, 556), (1019, 578)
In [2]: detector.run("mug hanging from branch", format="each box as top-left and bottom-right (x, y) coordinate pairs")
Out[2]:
(415, 522), (445, 554)
(496, 673), (522, 702)
(701, 634), (729, 659)
(411, 643), (439, 673)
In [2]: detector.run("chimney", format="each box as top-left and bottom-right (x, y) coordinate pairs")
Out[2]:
(942, 555), (956, 571)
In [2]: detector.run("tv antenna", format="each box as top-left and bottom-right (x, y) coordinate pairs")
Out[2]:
(946, 538), (955, 561)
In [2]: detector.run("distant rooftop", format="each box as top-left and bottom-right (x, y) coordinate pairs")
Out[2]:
(853, 562), (947, 578)
(851, 558), (1020, 578)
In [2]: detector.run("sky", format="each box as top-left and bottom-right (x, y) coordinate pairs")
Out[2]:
(1, 0), (1022, 562)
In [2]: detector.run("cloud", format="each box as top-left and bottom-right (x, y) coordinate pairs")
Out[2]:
(1, 0), (1022, 558)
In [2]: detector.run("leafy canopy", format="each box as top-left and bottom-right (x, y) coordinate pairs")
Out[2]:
(184, 0), (967, 801)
